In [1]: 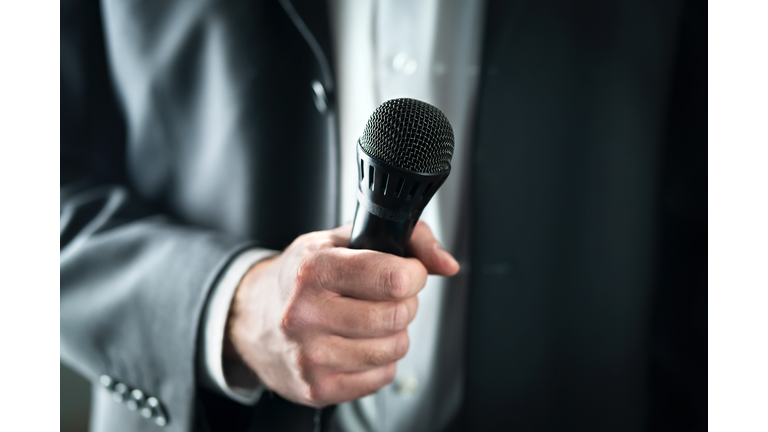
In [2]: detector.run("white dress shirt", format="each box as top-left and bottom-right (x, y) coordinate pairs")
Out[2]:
(198, 248), (277, 404)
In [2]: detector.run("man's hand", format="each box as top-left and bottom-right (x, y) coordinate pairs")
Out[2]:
(224, 221), (459, 408)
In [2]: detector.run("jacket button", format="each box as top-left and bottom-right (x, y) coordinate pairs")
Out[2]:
(112, 382), (129, 403)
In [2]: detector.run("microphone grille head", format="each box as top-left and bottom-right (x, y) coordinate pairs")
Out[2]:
(360, 98), (454, 174)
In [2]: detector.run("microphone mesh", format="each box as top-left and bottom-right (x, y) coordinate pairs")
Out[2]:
(360, 98), (454, 174)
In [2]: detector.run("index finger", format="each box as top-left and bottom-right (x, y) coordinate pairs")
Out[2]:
(308, 247), (428, 302)
(328, 223), (352, 247)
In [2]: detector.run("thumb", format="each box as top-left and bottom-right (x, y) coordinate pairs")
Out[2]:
(406, 221), (460, 276)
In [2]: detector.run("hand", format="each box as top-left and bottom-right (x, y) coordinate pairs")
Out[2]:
(224, 221), (459, 408)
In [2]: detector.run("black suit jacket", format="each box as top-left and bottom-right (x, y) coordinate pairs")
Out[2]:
(61, 1), (705, 431)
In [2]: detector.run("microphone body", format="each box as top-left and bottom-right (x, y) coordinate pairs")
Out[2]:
(347, 98), (454, 256)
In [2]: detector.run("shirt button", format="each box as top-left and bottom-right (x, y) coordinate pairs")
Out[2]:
(394, 375), (420, 396)
(392, 52), (418, 76)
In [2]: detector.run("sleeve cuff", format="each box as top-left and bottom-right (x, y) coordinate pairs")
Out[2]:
(198, 248), (279, 405)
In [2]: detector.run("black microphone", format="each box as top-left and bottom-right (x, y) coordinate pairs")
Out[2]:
(349, 98), (455, 256)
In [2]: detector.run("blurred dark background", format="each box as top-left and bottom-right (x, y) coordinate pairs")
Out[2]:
(461, 1), (706, 431)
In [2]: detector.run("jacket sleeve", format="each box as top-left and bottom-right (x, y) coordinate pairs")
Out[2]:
(60, 183), (254, 430)
(60, 0), (253, 429)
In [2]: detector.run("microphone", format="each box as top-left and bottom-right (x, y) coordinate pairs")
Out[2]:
(349, 98), (455, 257)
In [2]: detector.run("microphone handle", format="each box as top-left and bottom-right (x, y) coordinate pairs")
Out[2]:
(348, 202), (417, 257)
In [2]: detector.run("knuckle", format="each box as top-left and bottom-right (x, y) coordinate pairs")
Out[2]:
(306, 382), (327, 407)
(295, 256), (319, 290)
(367, 309), (384, 334)
(388, 302), (409, 331)
(311, 346), (330, 367)
(296, 252), (331, 291)
(363, 346), (388, 367)
(303, 232), (335, 250)
(394, 332), (410, 360)
(278, 313), (296, 337)
(316, 237), (335, 250)
(294, 232), (313, 245)
(299, 345), (327, 368)
(362, 308), (380, 334)
(297, 249), (338, 293)
(384, 266), (410, 299)
(279, 301), (306, 336)
(346, 252), (369, 274)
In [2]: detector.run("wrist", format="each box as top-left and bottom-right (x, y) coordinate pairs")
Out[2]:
(223, 256), (277, 388)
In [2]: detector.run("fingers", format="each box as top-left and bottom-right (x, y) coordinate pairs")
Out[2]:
(301, 331), (409, 375)
(299, 247), (428, 301)
(314, 295), (418, 339)
(297, 221), (456, 303)
(309, 363), (397, 406)
(406, 221), (460, 276)
(295, 332), (407, 406)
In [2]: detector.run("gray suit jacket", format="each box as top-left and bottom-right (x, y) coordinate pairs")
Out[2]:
(61, 0), (338, 430)
(61, 0), (705, 431)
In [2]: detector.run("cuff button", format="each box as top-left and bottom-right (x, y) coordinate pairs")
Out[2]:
(127, 389), (145, 411)
(146, 397), (168, 427)
(140, 406), (153, 419)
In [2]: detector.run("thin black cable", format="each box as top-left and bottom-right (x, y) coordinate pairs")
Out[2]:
(313, 408), (322, 432)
